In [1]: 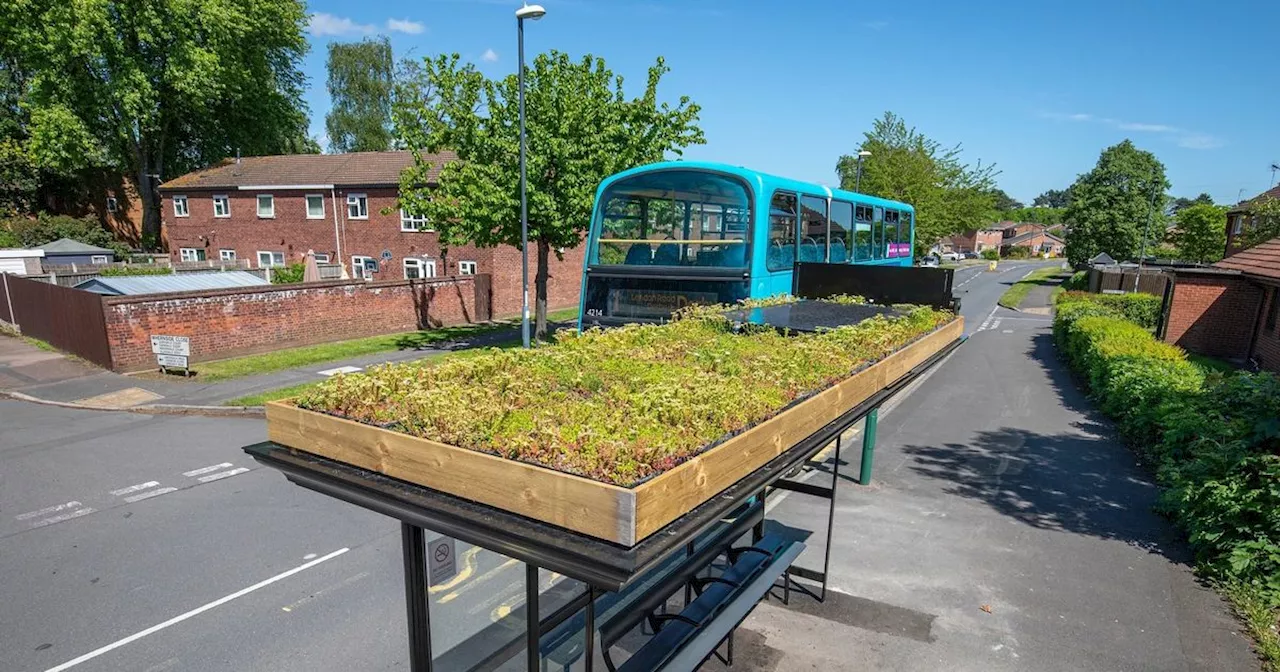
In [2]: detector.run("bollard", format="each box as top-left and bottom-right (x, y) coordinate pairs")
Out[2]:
(859, 408), (879, 485)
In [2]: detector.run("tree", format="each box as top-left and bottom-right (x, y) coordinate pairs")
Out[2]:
(394, 51), (704, 340)
(1169, 203), (1227, 263)
(2, 0), (312, 248)
(1001, 206), (1065, 225)
(1167, 192), (1214, 216)
(325, 38), (395, 153)
(1033, 188), (1072, 208)
(1236, 196), (1280, 250)
(836, 112), (998, 256)
(1063, 140), (1169, 266)
(989, 188), (1023, 212)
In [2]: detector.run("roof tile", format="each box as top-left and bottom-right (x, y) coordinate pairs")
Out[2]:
(1214, 237), (1280, 281)
(160, 151), (457, 190)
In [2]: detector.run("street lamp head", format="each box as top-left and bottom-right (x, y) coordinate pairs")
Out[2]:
(516, 3), (546, 20)
(858, 150), (872, 158)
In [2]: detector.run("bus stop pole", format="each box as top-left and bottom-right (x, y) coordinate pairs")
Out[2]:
(401, 522), (434, 672)
(858, 409), (878, 486)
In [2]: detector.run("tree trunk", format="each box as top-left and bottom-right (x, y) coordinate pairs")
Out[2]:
(535, 238), (550, 341)
(135, 150), (162, 251)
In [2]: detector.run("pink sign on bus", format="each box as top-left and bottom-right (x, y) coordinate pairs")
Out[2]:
(887, 243), (911, 258)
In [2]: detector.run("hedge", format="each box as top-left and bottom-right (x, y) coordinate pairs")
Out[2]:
(1054, 304), (1280, 614)
(1056, 290), (1162, 330)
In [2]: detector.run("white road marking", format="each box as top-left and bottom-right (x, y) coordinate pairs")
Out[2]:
(123, 487), (178, 503)
(991, 319), (1002, 331)
(977, 305), (999, 332)
(197, 467), (249, 483)
(16, 501), (83, 520)
(1002, 329), (1014, 333)
(1019, 269), (1035, 280)
(110, 481), (159, 497)
(183, 463), (232, 477)
(42, 547), (350, 672)
(318, 365), (362, 376)
(30, 507), (96, 528)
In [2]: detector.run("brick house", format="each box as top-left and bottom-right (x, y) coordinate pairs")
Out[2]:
(1163, 237), (1280, 373)
(158, 151), (586, 318)
(1225, 185), (1280, 257)
(950, 228), (1004, 253)
(998, 224), (1064, 257)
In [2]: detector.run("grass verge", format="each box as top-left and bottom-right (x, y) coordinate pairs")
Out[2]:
(998, 266), (1065, 309)
(1187, 353), (1237, 376)
(1225, 583), (1280, 670)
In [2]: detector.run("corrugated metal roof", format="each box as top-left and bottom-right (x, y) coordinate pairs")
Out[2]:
(33, 238), (115, 254)
(159, 150), (457, 190)
(75, 271), (269, 296)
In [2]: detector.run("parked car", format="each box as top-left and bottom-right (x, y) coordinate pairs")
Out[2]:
(919, 255), (939, 267)
(939, 252), (961, 262)
(963, 251), (979, 260)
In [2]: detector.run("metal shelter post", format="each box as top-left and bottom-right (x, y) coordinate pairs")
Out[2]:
(402, 522), (433, 672)
(859, 408), (879, 485)
(526, 564), (540, 672)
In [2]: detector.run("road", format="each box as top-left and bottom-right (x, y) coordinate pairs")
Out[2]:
(0, 259), (1078, 672)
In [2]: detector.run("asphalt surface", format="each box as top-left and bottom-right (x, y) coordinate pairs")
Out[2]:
(0, 260), (1258, 671)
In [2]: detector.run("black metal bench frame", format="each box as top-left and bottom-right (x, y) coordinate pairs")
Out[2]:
(243, 334), (961, 672)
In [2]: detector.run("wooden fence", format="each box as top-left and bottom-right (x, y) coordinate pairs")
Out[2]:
(1088, 267), (1170, 296)
(0, 273), (113, 367)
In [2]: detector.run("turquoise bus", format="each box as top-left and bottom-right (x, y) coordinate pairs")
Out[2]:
(578, 161), (915, 326)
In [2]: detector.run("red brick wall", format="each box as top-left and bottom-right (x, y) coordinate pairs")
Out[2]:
(162, 188), (584, 314)
(102, 276), (484, 371)
(1252, 286), (1280, 374)
(1164, 274), (1263, 359)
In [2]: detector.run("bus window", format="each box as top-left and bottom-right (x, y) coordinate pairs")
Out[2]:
(799, 195), (827, 263)
(884, 210), (899, 258)
(900, 212), (913, 257)
(592, 170), (751, 267)
(853, 204), (873, 261)
(830, 201), (852, 263)
(872, 206), (884, 260)
(767, 192), (797, 272)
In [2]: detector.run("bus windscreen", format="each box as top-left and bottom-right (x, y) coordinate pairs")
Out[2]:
(591, 170), (751, 268)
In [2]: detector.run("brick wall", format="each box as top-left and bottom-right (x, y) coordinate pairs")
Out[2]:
(103, 276), (486, 371)
(1252, 286), (1280, 374)
(162, 188), (584, 315)
(1163, 273), (1263, 359)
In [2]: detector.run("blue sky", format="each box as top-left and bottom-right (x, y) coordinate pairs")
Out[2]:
(301, 0), (1280, 205)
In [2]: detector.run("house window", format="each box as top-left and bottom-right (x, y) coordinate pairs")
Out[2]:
(219, 249), (236, 261)
(400, 210), (430, 232)
(106, 197), (118, 213)
(173, 195), (189, 217)
(347, 193), (368, 219)
(180, 248), (205, 262)
(352, 255), (376, 279)
(404, 258), (426, 279)
(90, 255), (109, 264)
(213, 195), (230, 218)
(458, 260), (477, 275)
(257, 250), (284, 268)
(313, 253), (330, 263)
(306, 194), (325, 219)
(257, 194), (274, 218)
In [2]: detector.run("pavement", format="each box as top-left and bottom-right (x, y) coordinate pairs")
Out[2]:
(0, 260), (1261, 671)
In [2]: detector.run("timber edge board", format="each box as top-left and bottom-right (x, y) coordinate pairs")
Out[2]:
(266, 316), (963, 546)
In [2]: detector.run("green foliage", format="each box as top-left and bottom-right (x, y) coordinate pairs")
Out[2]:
(97, 265), (172, 277)
(1170, 203), (1228, 263)
(1, 213), (127, 255)
(394, 51), (704, 340)
(3, 0), (312, 245)
(1167, 192), (1214, 216)
(0, 138), (38, 217)
(1237, 197), (1280, 252)
(325, 38), (394, 153)
(1003, 246), (1033, 259)
(1056, 291), (1162, 330)
(1061, 270), (1088, 291)
(1033, 188), (1072, 209)
(836, 112), (998, 258)
(0, 227), (18, 248)
(989, 188), (1023, 211)
(1064, 140), (1169, 266)
(1000, 206), (1066, 225)
(1054, 305), (1280, 619)
(980, 248), (999, 260)
(270, 262), (305, 284)
(296, 301), (954, 485)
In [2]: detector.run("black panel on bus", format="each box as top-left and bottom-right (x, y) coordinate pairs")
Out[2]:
(580, 274), (750, 327)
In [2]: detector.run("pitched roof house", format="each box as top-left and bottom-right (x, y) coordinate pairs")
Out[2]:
(1224, 185), (1280, 257)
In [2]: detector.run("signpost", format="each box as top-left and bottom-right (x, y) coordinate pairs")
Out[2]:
(151, 335), (192, 377)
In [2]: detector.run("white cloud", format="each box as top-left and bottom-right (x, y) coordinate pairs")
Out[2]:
(387, 18), (425, 34)
(481, 48), (499, 63)
(1040, 110), (1222, 150)
(1116, 122), (1177, 133)
(309, 12), (376, 37)
(1176, 133), (1224, 150)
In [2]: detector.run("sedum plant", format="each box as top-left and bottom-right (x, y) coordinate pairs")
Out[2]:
(296, 300), (953, 486)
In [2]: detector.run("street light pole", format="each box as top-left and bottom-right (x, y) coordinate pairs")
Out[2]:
(855, 149), (871, 192)
(515, 3), (545, 348)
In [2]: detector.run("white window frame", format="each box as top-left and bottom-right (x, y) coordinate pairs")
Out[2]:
(306, 194), (325, 220)
(106, 197), (118, 213)
(458, 260), (477, 276)
(173, 195), (189, 218)
(180, 247), (203, 262)
(352, 255), (375, 279)
(403, 258), (426, 279)
(90, 255), (109, 264)
(257, 250), (284, 268)
(347, 193), (368, 220)
(400, 209), (431, 232)
(313, 253), (330, 263)
(213, 194), (231, 218)
(219, 249), (236, 261)
(256, 194), (275, 219)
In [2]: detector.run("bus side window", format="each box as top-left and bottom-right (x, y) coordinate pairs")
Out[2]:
(853, 204), (873, 261)
(884, 210), (899, 258)
(766, 192), (797, 272)
(901, 212), (913, 256)
(799, 195), (827, 263)
(872, 206), (884, 260)
(830, 201), (852, 263)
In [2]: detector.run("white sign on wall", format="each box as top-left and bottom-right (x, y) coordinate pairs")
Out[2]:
(427, 536), (457, 585)
(150, 335), (191, 356)
(156, 354), (188, 368)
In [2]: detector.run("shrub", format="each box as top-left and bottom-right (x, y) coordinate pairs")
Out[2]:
(1061, 270), (1088, 292)
(1, 213), (130, 256)
(980, 249), (999, 260)
(98, 266), (173, 277)
(1004, 246), (1033, 259)
(270, 263), (305, 284)
(1056, 290), (1162, 330)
